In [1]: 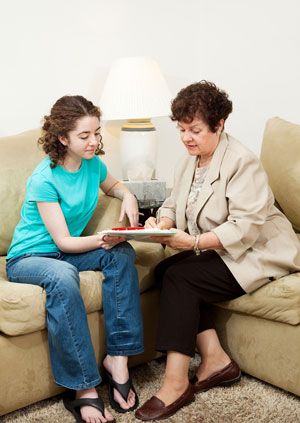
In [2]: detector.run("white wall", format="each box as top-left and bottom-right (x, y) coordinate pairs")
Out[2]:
(1, 0), (299, 187)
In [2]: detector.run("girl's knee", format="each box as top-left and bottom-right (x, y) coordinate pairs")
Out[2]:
(45, 261), (80, 289)
(113, 242), (136, 262)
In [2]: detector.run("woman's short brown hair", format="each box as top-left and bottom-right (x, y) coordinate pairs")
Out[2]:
(38, 95), (104, 168)
(170, 80), (232, 132)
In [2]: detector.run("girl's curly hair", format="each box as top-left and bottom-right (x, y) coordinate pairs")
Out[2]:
(170, 80), (232, 132)
(38, 95), (104, 168)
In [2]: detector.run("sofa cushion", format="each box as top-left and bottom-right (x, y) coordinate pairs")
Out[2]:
(0, 128), (45, 255)
(0, 241), (165, 336)
(217, 271), (300, 325)
(165, 242), (300, 326)
(260, 117), (300, 232)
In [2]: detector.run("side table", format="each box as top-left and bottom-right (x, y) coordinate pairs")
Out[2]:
(122, 180), (166, 226)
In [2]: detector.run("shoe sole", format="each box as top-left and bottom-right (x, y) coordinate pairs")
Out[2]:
(135, 397), (195, 421)
(194, 371), (242, 394)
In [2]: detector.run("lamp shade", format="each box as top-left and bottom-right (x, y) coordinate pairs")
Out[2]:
(99, 56), (172, 120)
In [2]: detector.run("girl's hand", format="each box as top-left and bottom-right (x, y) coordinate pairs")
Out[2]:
(119, 193), (139, 227)
(97, 233), (126, 250)
(151, 228), (194, 250)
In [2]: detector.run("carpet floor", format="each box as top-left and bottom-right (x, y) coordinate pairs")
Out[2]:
(2, 355), (300, 423)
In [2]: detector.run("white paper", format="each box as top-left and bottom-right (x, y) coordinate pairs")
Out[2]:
(98, 228), (176, 241)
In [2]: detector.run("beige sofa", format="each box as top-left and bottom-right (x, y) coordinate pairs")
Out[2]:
(0, 117), (299, 416)
(0, 128), (165, 416)
(213, 117), (300, 397)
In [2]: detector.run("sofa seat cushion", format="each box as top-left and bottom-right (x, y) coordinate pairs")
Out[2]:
(165, 243), (300, 326)
(217, 271), (300, 325)
(0, 242), (164, 337)
(0, 265), (104, 336)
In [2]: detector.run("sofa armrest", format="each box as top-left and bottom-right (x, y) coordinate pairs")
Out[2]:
(82, 193), (129, 236)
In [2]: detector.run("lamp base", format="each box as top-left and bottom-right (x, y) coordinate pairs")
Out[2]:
(120, 119), (157, 181)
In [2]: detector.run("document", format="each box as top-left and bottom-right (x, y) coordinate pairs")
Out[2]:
(98, 227), (177, 241)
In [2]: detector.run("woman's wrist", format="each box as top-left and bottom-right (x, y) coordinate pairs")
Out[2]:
(193, 234), (201, 255)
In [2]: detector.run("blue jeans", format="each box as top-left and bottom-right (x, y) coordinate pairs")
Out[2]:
(6, 242), (143, 390)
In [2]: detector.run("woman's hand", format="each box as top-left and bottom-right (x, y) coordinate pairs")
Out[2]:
(145, 217), (167, 229)
(144, 216), (174, 230)
(119, 192), (139, 227)
(151, 228), (195, 251)
(97, 233), (126, 250)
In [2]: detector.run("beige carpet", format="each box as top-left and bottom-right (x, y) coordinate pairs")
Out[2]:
(2, 355), (300, 423)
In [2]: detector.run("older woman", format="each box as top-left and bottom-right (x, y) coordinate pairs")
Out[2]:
(135, 81), (300, 421)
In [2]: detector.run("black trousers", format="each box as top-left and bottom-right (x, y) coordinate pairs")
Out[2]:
(155, 250), (246, 357)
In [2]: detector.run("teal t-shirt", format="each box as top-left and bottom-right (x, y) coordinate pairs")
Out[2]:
(7, 156), (107, 259)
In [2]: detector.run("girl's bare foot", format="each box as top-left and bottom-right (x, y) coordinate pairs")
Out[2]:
(103, 355), (136, 410)
(76, 388), (115, 423)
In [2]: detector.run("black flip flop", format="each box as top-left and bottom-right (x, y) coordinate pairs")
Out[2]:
(102, 365), (139, 413)
(63, 389), (116, 423)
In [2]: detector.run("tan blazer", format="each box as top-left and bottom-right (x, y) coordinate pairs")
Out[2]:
(159, 132), (300, 293)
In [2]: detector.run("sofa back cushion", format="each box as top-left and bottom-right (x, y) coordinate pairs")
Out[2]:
(0, 129), (45, 255)
(260, 117), (300, 232)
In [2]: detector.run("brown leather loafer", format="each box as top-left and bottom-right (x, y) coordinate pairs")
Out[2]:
(190, 359), (241, 393)
(135, 383), (195, 421)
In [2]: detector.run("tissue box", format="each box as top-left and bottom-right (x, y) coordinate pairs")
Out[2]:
(122, 180), (166, 208)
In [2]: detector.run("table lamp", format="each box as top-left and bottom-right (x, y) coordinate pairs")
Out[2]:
(99, 56), (172, 180)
